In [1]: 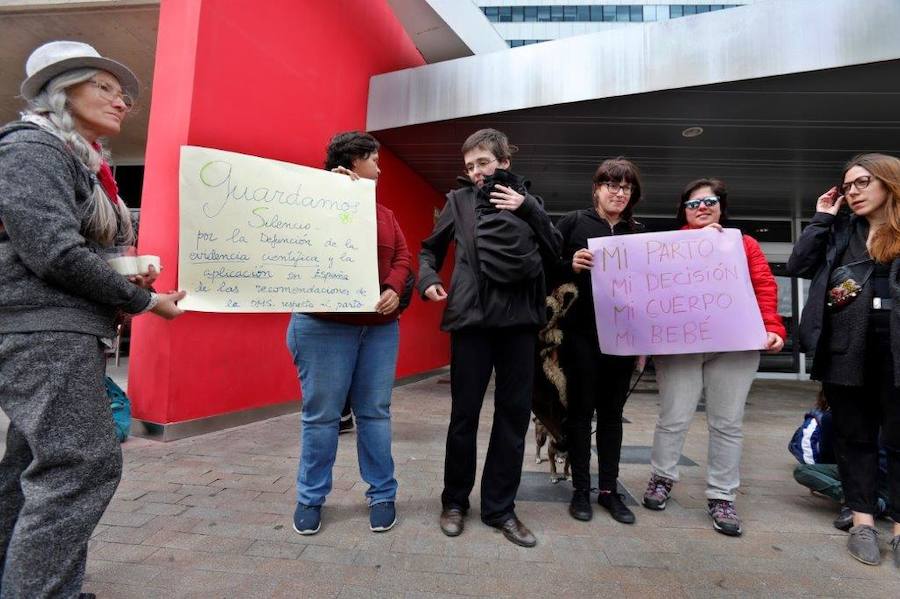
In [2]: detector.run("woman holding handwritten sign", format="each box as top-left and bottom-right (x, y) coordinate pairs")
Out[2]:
(642, 178), (785, 537)
(286, 132), (412, 536)
(789, 154), (900, 567)
(0, 41), (185, 597)
(556, 157), (645, 524)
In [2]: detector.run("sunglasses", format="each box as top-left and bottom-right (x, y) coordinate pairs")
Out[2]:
(683, 196), (720, 210)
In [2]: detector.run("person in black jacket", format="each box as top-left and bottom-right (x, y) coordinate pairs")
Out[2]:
(554, 157), (644, 524)
(788, 153), (900, 568)
(418, 128), (561, 547)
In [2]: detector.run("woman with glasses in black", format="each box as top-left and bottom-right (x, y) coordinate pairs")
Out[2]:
(789, 154), (900, 568)
(641, 178), (785, 537)
(555, 157), (645, 524)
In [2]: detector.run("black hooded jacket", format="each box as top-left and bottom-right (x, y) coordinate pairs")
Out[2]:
(417, 173), (562, 331)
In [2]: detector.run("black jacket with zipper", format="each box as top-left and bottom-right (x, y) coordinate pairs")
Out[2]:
(787, 210), (900, 384)
(554, 208), (645, 343)
(417, 176), (562, 331)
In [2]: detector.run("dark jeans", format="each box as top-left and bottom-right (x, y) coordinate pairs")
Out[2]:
(562, 331), (634, 492)
(824, 311), (900, 522)
(441, 326), (535, 525)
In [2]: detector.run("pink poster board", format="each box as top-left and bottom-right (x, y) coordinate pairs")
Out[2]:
(588, 228), (767, 356)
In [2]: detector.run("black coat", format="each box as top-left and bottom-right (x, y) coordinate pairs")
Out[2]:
(417, 178), (562, 331)
(787, 211), (900, 384)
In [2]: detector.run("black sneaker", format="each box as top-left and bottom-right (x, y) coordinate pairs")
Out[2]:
(833, 505), (853, 531)
(339, 414), (354, 434)
(569, 489), (593, 521)
(597, 491), (635, 524)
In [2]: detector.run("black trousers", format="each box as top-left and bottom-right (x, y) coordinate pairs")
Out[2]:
(562, 331), (634, 492)
(824, 311), (900, 522)
(441, 326), (535, 525)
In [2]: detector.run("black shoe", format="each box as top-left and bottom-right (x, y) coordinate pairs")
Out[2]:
(597, 491), (635, 524)
(339, 414), (355, 434)
(493, 516), (537, 547)
(833, 505), (853, 531)
(569, 490), (593, 521)
(79, 595), (97, 599)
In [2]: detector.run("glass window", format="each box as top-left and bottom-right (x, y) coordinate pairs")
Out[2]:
(499, 6), (512, 22)
(524, 6), (537, 21)
(710, 4), (724, 10)
(643, 5), (657, 21)
(577, 5), (590, 21)
(511, 6), (524, 22)
(483, 7), (499, 22)
(670, 5), (684, 18)
(616, 5), (629, 21)
(551, 6), (564, 20)
(538, 6), (551, 21)
(564, 6), (577, 21)
(683, 5), (697, 15)
(509, 40), (522, 48)
(696, 5), (710, 13)
(630, 6), (643, 21)
(603, 5), (617, 21)
(591, 5), (604, 21)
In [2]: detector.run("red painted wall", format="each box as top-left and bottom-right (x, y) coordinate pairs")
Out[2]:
(130, 0), (449, 424)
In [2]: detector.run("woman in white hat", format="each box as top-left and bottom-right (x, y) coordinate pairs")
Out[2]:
(0, 41), (185, 598)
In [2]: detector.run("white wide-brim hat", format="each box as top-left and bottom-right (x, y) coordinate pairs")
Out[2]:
(20, 40), (140, 101)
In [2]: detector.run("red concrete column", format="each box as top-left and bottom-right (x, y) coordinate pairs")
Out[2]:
(129, 0), (449, 430)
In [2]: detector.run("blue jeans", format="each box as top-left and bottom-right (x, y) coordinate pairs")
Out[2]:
(286, 314), (399, 506)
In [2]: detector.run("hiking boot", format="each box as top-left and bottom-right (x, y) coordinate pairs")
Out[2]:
(369, 501), (397, 532)
(707, 499), (742, 537)
(890, 535), (900, 569)
(847, 525), (881, 565)
(597, 491), (635, 524)
(292, 503), (322, 535)
(642, 474), (674, 511)
(339, 414), (355, 434)
(833, 505), (853, 531)
(568, 489), (593, 521)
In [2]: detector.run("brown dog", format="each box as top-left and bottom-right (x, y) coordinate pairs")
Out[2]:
(534, 417), (570, 483)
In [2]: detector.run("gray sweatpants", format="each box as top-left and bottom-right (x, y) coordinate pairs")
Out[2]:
(0, 332), (122, 599)
(650, 351), (759, 501)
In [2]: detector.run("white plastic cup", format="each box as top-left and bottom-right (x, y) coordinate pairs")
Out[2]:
(137, 255), (162, 274)
(107, 255), (140, 275)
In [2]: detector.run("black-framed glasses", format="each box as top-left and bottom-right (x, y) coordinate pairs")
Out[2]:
(840, 175), (872, 195)
(464, 158), (497, 175)
(683, 196), (720, 210)
(602, 181), (633, 195)
(89, 79), (134, 111)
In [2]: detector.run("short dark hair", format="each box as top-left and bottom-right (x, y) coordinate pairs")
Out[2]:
(592, 157), (643, 222)
(461, 128), (517, 161)
(324, 131), (379, 171)
(676, 178), (728, 227)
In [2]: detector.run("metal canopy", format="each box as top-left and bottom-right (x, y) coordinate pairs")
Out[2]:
(368, 0), (900, 222)
(372, 60), (900, 221)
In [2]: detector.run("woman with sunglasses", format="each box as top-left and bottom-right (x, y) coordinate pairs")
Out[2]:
(641, 178), (785, 537)
(556, 157), (644, 524)
(788, 154), (900, 567)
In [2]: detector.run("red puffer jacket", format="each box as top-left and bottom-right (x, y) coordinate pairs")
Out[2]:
(742, 234), (787, 339)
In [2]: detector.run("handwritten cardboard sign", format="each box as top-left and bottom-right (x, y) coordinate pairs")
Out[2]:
(588, 228), (767, 355)
(177, 146), (379, 312)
